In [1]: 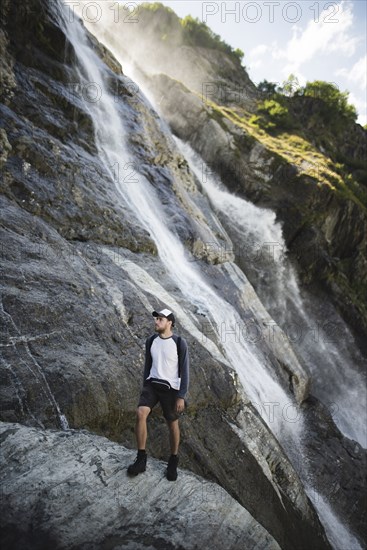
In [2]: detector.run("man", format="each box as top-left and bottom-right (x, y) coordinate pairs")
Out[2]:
(127, 308), (189, 481)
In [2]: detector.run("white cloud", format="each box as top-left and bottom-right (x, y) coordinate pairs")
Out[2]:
(247, 44), (270, 70)
(272, 1), (358, 73)
(249, 44), (269, 57)
(336, 54), (367, 91)
(348, 91), (366, 125)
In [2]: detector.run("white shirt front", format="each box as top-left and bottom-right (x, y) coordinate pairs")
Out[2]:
(147, 336), (180, 390)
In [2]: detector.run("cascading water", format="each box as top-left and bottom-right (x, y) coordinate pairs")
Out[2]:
(171, 143), (365, 550)
(176, 139), (367, 449)
(53, 2), (363, 548)
(54, 2), (307, 451)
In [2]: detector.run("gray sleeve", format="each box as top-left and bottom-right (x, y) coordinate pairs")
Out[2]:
(143, 337), (153, 384)
(178, 338), (189, 399)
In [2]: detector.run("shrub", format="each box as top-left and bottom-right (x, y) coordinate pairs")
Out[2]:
(251, 99), (292, 131)
(257, 80), (278, 97)
(302, 81), (357, 125)
(180, 15), (243, 63)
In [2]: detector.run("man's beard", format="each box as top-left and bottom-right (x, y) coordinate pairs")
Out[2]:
(155, 326), (164, 333)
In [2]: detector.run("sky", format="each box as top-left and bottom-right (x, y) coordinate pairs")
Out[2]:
(130, 0), (367, 125)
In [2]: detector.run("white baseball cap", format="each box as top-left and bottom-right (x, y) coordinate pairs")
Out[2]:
(152, 309), (175, 326)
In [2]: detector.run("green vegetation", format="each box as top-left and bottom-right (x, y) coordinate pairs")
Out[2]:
(181, 15), (244, 63)
(256, 77), (357, 129)
(180, 15), (244, 63)
(138, 2), (181, 38)
(279, 74), (301, 97)
(257, 80), (278, 96)
(138, 4), (244, 64)
(197, 95), (366, 210)
(250, 99), (293, 131)
(234, 48), (245, 62)
(251, 77), (364, 193)
(252, 77), (299, 132)
(303, 81), (357, 124)
(140, 1), (173, 12)
(136, 6), (365, 206)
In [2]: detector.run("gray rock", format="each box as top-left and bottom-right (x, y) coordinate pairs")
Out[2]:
(0, 421), (282, 550)
(301, 396), (367, 545)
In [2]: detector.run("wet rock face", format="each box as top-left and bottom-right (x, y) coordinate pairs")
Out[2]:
(1, 192), (331, 549)
(0, 193), (239, 434)
(301, 397), (367, 547)
(0, 1), (365, 549)
(0, 2), (155, 253)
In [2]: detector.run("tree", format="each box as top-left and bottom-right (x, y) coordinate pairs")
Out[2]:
(281, 74), (301, 97)
(234, 48), (244, 63)
(257, 80), (277, 95)
(303, 81), (357, 124)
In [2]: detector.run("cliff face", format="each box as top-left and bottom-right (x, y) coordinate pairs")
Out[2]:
(147, 73), (367, 346)
(108, 2), (258, 111)
(98, 2), (366, 347)
(0, 1), (366, 549)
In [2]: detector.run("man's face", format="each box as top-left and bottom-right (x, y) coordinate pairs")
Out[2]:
(154, 316), (171, 333)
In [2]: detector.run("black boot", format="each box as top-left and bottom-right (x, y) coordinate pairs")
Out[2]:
(166, 454), (179, 481)
(127, 450), (147, 476)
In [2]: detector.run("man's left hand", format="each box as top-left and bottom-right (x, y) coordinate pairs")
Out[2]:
(175, 398), (185, 414)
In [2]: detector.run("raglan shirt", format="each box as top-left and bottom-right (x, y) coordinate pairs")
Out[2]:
(143, 334), (189, 399)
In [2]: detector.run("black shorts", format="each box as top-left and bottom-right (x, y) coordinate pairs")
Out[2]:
(138, 381), (181, 422)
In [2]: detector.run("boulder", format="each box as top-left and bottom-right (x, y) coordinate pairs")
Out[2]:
(0, 422), (282, 550)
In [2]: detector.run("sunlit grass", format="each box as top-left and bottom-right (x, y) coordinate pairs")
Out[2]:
(195, 94), (366, 209)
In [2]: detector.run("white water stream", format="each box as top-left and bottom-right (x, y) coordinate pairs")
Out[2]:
(177, 139), (367, 450)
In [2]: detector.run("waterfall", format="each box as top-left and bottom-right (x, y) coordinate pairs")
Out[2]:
(54, 1), (303, 446)
(176, 139), (367, 449)
(53, 2), (363, 547)
(310, 492), (364, 550)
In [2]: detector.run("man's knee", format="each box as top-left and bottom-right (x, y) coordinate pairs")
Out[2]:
(136, 406), (150, 421)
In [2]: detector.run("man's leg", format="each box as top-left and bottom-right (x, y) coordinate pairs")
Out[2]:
(166, 419), (180, 481)
(136, 406), (151, 450)
(167, 419), (180, 455)
(160, 391), (181, 480)
(127, 406), (151, 476)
